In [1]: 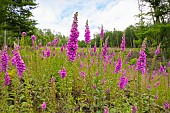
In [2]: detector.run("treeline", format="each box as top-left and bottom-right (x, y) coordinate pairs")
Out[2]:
(0, 0), (37, 47)
(0, 0), (170, 58)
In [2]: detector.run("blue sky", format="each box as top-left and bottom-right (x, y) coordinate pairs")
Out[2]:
(31, 0), (139, 40)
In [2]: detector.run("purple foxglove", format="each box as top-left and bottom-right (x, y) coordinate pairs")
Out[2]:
(119, 75), (128, 90)
(58, 67), (67, 79)
(41, 102), (46, 110)
(21, 32), (26, 37)
(4, 72), (10, 86)
(67, 12), (79, 62)
(1, 49), (9, 72)
(84, 19), (91, 44)
(155, 44), (160, 55)
(115, 58), (122, 73)
(100, 25), (104, 39)
(136, 50), (147, 74)
(120, 36), (126, 52)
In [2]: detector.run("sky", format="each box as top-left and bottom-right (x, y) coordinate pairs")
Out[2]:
(31, 0), (140, 40)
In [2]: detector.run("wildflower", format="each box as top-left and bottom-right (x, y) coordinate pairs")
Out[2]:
(115, 58), (122, 73)
(148, 85), (151, 90)
(80, 62), (83, 68)
(168, 61), (170, 67)
(41, 102), (46, 110)
(127, 50), (131, 57)
(4, 72), (10, 86)
(12, 49), (26, 78)
(102, 37), (109, 57)
(58, 67), (67, 79)
(1, 49), (8, 72)
(155, 44), (160, 55)
(36, 46), (38, 50)
(100, 25), (104, 39)
(164, 101), (169, 109)
(39, 43), (42, 48)
(94, 43), (96, 53)
(132, 106), (137, 113)
(21, 32), (26, 37)
(156, 92), (158, 100)
(120, 35), (126, 52)
(104, 107), (109, 113)
(47, 42), (51, 46)
(104, 64), (107, 72)
(96, 71), (98, 76)
(154, 82), (160, 88)
(60, 45), (65, 52)
(159, 64), (166, 74)
(32, 41), (34, 47)
(67, 12), (79, 62)
(136, 50), (147, 74)
(31, 35), (36, 41)
(84, 19), (91, 44)
(119, 75), (128, 90)
(11, 57), (16, 66)
(102, 79), (106, 85)
(52, 38), (58, 46)
(93, 85), (96, 90)
(79, 71), (86, 78)
(42, 50), (47, 58)
(142, 38), (147, 51)
(106, 88), (110, 93)
(50, 77), (56, 83)
(164, 72), (168, 76)
(46, 47), (51, 57)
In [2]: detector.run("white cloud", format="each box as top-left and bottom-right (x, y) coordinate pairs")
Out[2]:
(31, 0), (140, 40)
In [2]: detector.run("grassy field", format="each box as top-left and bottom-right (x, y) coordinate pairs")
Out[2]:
(0, 43), (170, 113)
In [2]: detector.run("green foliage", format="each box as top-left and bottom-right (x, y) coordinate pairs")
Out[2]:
(0, 44), (169, 112)
(128, 58), (137, 65)
(0, 0), (37, 48)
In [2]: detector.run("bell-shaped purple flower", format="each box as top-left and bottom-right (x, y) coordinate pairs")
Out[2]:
(21, 32), (26, 37)
(31, 35), (36, 41)
(136, 50), (147, 74)
(120, 35), (126, 52)
(159, 64), (166, 74)
(118, 75), (128, 90)
(132, 106), (137, 113)
(67, 12), (79, 62)
(127, 50), (132, 57)
(41, 102), (46, 110)
(168, 61), (170, 67)
(84, 20), (91, 44)
(94, 43), (97, 53)
(12, 48), (26, 78)
(104, 107), (109, 113)
(4, 72), (10, 86)
(47, 42), (51, 46)
(100, 25), (104, 39)
(115, 58), (122, 73)
(58, 67), (67, 79)
(106, 88), (110, 93)
(164, 101), (169, 109)
(93, 85), (96, 90)
(52, 37), (58, 46)
(32, 41), (35, 47)
(156, 92), (158, 100)
(1, 49), (9, 72)
(46, 47), (51, 57)
(79, 71), (86, 78)
(155, 44), (160, 55)
(102, 37), (109, 57)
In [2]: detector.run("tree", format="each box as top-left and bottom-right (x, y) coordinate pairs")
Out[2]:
(0, 0), (38, 48)
(137, 0), (170, 60)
